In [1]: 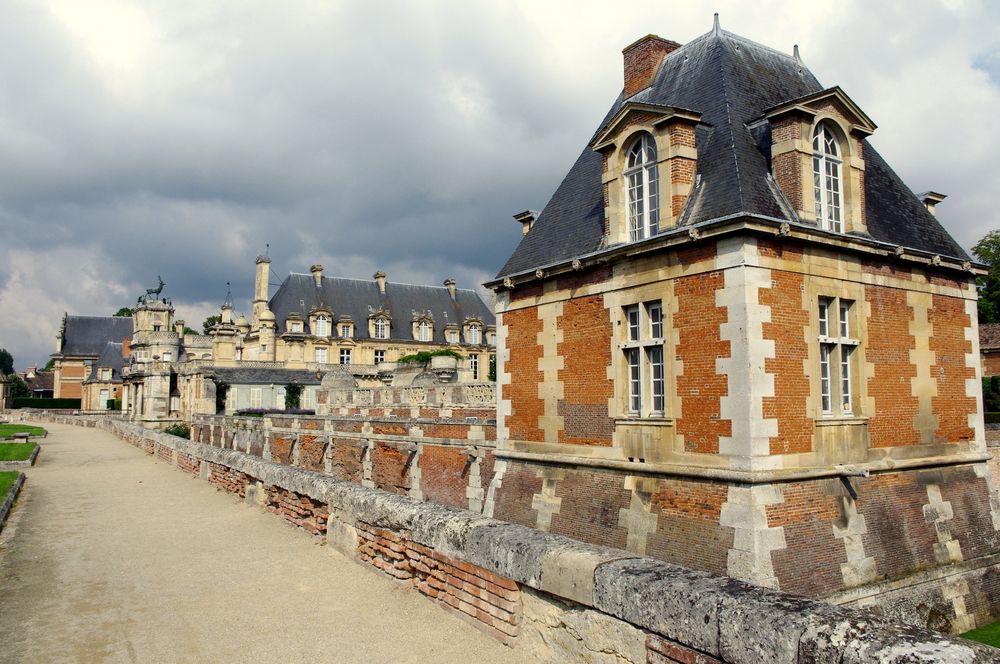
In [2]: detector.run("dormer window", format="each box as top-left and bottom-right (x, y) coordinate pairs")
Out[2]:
(467, 324), (481, 345)
(314, 315), (329, 337)
(418, 320), (431, 342)
(625, 132), (659, 241)
(813, 123), (842, 233)
(375, 318), (388, 340)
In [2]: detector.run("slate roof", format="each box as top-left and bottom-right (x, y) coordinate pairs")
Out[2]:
(497, 26), (969, 278)
(208, 367), (322, 386)
(23, 371), (54, 394)
(267, 275), (494, 344)
(981, 324), (1000, 352)
(85, 342), (127, 383)
(59, 316), (133, 357)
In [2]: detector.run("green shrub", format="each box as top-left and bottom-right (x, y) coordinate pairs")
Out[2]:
(397, 348), (463, 365)
(12, 397), (81, 410)
(106, 399), (122, 411)
(163, 423), (191, 439)
(284, 383), (303, 409)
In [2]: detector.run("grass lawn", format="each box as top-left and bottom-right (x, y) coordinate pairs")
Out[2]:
(0, 443), (37, 462)
(0, 470), (19, 499)
(963, 621), (1000, 648)
(0, 424), (46, 438)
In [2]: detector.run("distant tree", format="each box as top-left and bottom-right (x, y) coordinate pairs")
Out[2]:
(973, 230), (1000, 324)
(8, 374), (29, 398)
(488, 355), (496, 382)
(203, 315), (222, 335)
(0, 348), (12, 376)
(183, 327), (198, 336)
(43, 358), (55, 371)
(114, 307), (134, 317)
(284, 383), (303, 409)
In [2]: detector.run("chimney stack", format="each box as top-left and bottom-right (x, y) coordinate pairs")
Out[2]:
(919, 191), (947, 217)
(311, 264), (324, 287)
(175, 320), (186, 337)
(513, 210), (538, 236)
(622, 34), (680, 99)
(444, 278), (457, 300)
(252, 255), (272, 328)
(374, 271), (387, 295)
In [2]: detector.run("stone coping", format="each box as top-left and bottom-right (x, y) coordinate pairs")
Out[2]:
(28, 414), (1000, 662)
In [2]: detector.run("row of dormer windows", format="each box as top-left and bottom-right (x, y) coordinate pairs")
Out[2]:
(284, 316), (491, 345)
(620, 120), (846, 241)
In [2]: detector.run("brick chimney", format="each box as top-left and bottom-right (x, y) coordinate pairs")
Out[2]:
(622, 35), (680, 98)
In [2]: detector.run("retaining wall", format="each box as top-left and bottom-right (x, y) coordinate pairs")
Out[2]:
(30, 413), (999, 663)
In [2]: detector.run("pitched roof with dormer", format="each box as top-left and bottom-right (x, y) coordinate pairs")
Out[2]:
(84, 342), (127, 383)
(266, 274), (494, 343)
(496, 24), (969, 278)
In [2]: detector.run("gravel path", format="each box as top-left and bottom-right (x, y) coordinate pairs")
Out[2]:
(0, 422), (520, 663)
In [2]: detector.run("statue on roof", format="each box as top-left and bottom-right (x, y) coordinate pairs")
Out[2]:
(137, 276), (165, 304)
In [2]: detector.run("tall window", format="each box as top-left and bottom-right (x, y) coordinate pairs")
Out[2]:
(813, 124), (843, 233)
(250, 388), (262, 409)
(375, 318), (388, 340)
(418, 320), (431, 342)
(374, 350), (385, 364)
(625, 133), (659, 242)
(470, 354), (479, 381)
(340, 348), (351, 365)
(340, 323), (351, 338)
(468, 324), (481, 345)
(315, 347), (327, 364)
(818, 297), (857, 415)
(315, 316), (329, 337)
(622, 301), (666, 416)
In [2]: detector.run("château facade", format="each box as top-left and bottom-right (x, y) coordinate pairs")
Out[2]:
(486, 20), (999, 631)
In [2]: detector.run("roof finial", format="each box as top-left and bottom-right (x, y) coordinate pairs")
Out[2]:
(224, 281), (232, 308)
(265, 243), (270, 258)
(712, 12), (720, 35)
(793, 44), (801, 62)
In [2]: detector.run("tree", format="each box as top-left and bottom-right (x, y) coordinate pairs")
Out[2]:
(203, 315), (222, 335)
(974, 230), (1000, 324)
(284, 383), (303, 409)
(8, 374), (29, 398)
(114, 307), (134, 317)
(43, 358), (55, 371)
(0, 348), (12, 375)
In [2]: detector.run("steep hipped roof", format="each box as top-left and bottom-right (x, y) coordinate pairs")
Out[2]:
(59, 316), (133, 357)
(497, 26), (969, 278)
(267, 275), (494, 344)
(85, 342), (126, 383)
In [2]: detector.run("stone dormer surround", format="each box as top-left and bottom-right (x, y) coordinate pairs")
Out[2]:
(765, 87), (877, 234)
(591, 103), (701, 245)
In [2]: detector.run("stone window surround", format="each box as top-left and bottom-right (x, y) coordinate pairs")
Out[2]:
(369, 313), (391, 340)
(412, 314), (434, 342)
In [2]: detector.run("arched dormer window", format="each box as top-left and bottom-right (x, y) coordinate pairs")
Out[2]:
(418, 320), (431, 342)
(813, 123), (843, 233)
(625, 133), (659, 241)
(314, 315), (329, 338)
(375, 318), (388, 340)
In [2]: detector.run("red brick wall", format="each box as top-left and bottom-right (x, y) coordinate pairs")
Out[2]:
(265, 486), (328, 535)
(548, 467), (631, 549)
(269, 434), (295, 464)
(297, 434), (326, 472)
(177, 451), (200, 475)
(491, 462), (544, 528)
(984, 353), (1000, 378)
(418, 445), (470, 509)
(768, 480), (848, 595)
(675, 269), (730, 454)
(557, 295), (614, 446)
(372, 442), (411, 495)
(328, 437), (363, 483)
(760, 266), (813, 454)
(647, 480), (731, 576)
(865, 285), (920, 447)
(155, 443), (173, 464)
(504, 307), (545, 444)
(929, 295), (976, 444)
(208, 463), (250, 497)
(356, 522), (521, 642)
(771, 117), (802, 211)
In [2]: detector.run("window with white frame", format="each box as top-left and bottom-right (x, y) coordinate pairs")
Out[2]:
(314, 315), (329, 337)
(817, 297), (858, 415)
(340, 348), (351, 365)
(315, 347), (328, 364)
(418, 320), (431, 342)
(290, 321), (303, 333)
(302, 388), (313, 409)
(162, 351), (172, 362)
(813, 123), (843, 233)
(470, 354), (479, 380)
(374, 350), (385, 364)
(468, 324), (481, 345)
(448, 329), (459, 343)
(375, 318), (388, 340)
(625, 132), (659, 242)
(622, 301), (666, 417)
(340, 323), (351, 338)
(250, 387), (262, 409)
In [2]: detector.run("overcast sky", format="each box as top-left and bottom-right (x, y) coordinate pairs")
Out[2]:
(1, 0), (998, 369)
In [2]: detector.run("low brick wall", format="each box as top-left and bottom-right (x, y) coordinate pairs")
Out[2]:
(32, 414), (999, 663)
